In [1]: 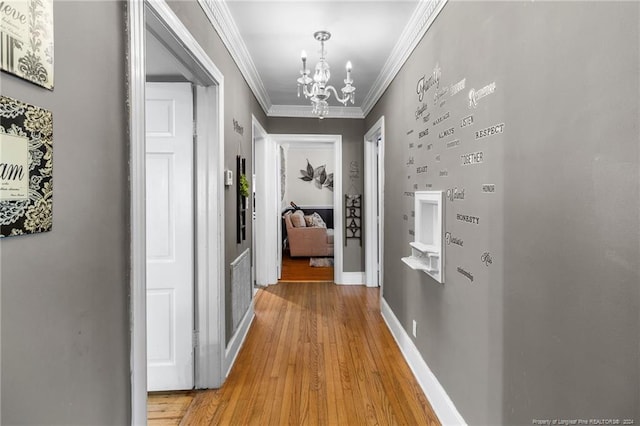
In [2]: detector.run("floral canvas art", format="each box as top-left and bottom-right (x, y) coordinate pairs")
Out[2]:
(0, 95), (53, 237)
(0, 0), (54, 89)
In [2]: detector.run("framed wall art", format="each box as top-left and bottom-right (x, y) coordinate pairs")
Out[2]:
(0, 0), (54, 89)
(0, 95), (53, 237)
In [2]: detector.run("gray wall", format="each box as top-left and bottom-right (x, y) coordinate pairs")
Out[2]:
(268, 117), (365, 273)
(366, 2), (639, 425)
(1, 2), (130, 424)
(166, 1), (268, 344)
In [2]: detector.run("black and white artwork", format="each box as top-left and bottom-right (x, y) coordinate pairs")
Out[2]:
(0, 0), (54, 89)
(299, 158), (333, 190)
(0, 95), (53, 237)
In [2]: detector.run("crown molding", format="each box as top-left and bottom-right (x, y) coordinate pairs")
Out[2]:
(360, 0), (448, 116)
(198, 0), (271, 113)
(268, 105), (365, 120)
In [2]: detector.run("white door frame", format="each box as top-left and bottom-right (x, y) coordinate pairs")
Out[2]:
(252, 118), (278, 286)
(364, 117), (385, 290)
(128, 1), (225, 424)
(268, 134), (344, 284)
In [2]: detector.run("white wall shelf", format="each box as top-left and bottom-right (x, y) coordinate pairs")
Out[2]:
(401, 191), (444, 283)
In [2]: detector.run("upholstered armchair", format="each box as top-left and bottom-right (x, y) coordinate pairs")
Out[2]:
(283, 210), (334, 257)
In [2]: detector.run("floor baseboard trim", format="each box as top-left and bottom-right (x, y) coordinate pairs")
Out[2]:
(336, 272), (365, 285)
(224, 303), (255, 377)
(380, 297), (466, 426)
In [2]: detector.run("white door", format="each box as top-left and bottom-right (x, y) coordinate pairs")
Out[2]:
(146, 82), (195, 391)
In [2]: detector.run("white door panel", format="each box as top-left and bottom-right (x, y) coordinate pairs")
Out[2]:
(146, 82), (194, 391)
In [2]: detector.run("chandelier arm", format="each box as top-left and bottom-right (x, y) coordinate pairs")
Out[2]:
(325, 86), (350, 105)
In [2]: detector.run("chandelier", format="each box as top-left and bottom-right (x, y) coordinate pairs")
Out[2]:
(297, 30), (355, 119)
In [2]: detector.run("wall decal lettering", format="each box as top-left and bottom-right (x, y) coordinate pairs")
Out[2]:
(461, 151), (484, 165)
(417, 143), (423, 149)
(413, 183), (418, 190)
(457, 266), (474, 282)
(425, 183), (433, 188)
(468, 82), (496, 108)
(418, 128), (430, 138)
(415, 104), (429, 120)
(481, 252), (493, 266)
(233, 119), (244, 135)
(457, 214), (480, 225)
(435, 154), (441, 162)
(445, 232), (464, 247)
(416, 63), (441, 102)
(475, 123), (505, 140)
(416, 165), (428, 174)
(423, 115), (431, 123)
(461, 115), (474, 128)
(411, 210), (415, 218)
(406, 156), (414, 166)
(450, 78), (466, 96)
(446, 139), (460, 149)
(433, 111), (450, 126)
(434, 86), (449, 105)
(409, 142), (414, 149)
(404, 191), (415, 197)
(403, 214), (408, 221)
(406, 129), (414, 135)
(439, 170), (449, 177)
(427, 144), (433, 151)
(349, 160), (360, 179)
(446, 187), (465, 202)
(439, 127), (455, 139)
(409, 229), (415, 236)
(482, 184), (496, 193)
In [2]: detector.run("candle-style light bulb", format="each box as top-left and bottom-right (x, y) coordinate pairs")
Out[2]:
(346, 61), (352, 81)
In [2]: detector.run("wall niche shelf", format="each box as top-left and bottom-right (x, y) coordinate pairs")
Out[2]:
(401, 191), (445, 283)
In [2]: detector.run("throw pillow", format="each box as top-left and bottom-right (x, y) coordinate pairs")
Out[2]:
(304, 215), (314, 227)
(311, 212), (326, 228)
(290, 210), (306, 227)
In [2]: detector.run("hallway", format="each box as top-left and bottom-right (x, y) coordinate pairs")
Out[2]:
(148, 282), (440, 425)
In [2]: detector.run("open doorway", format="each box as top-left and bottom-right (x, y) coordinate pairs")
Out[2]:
(129, 1), (225, 423)
(254, 134), (344, 285)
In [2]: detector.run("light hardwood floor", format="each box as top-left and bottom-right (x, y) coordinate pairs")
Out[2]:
(279, 253), (334, 282)
(148, 282), (441, 425)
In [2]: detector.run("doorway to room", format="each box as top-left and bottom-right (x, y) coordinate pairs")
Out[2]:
(129, 1), (226, 423)
(253, 133), (343, 285)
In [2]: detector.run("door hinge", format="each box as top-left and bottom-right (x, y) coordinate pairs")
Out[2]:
(192, 330), (199, 348)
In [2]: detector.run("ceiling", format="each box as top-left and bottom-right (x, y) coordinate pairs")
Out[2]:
(224, 1), (419, 114)
(149, 0), (446, 118)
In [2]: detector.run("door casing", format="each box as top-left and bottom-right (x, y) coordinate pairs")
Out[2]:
(128, 1), (225, 424)
(364, 117), (385, 291)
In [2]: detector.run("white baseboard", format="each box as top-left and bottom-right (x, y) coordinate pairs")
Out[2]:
(336, 271), (365, 285)
(380, 298), (466, 426)
(224, 303), (255, 377)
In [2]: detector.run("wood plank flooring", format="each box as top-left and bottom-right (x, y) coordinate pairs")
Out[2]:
(148, 282), (440, 425)
(279, 254), (334, 282)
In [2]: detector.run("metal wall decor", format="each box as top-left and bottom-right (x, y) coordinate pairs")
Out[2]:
(0, 0), (54, 89)
(345, 194), (361, 246)
(0, 95), (53, 237)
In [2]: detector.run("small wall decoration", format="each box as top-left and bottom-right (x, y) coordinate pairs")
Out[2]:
(0, 95), (53, 237)
(0, 0), (54, 89)
(299, 158), (333, 190)
(345, 194), (361, 246)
